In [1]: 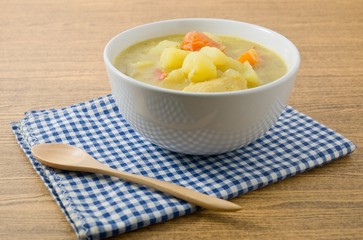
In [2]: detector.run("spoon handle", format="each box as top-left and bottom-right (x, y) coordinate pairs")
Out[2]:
(86, 160), (241, 212)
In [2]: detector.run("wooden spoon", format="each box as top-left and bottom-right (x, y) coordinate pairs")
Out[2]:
(31, 143), (241, 212)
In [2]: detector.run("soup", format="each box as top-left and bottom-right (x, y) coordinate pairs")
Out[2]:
(114, 32), (287, 93)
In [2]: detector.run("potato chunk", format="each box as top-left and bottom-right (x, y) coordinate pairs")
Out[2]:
(222, 58), (260, 88)
(161, 69), (188, 90)
(199, 46), (229, 68)
(148, 40), (179, 56)
(182, 52), (217, 83)
(183, 76), (245, 93)
(241, 62), (260, 88)
(222, 69), (247, 90)
(160, 48), (189, 71)
(223, 57), (244, 72)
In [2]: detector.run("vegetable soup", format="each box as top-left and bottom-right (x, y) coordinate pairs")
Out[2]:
(114, 32), (287, 93)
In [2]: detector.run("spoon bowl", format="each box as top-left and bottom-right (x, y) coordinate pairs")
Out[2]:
(31, 143), (242, 212)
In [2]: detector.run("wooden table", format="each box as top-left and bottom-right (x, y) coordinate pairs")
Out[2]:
(1, 1), (362, 239)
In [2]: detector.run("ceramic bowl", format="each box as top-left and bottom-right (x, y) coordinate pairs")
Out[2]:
(104, 18), (300, 155)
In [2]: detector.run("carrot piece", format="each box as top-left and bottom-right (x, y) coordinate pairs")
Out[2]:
(181, 31), (225, 52)
(238, 48), (259, 66)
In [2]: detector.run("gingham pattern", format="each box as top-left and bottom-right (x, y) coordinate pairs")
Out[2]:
(12, 94), (356, 240)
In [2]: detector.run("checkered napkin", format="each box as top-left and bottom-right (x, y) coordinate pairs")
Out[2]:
(11, 94), (356, 239)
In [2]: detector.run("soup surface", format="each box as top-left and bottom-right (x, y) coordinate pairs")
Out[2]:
(114, 32), (287, 92)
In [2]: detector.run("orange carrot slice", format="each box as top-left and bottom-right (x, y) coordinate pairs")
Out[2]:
(181, 31), (225, 52)
(238, 48), (259, 66)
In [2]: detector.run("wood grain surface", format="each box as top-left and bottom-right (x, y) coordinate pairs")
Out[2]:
(1, 0), (362, 239)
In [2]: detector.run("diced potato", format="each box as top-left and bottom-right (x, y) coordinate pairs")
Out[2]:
(161, 69), (188, 90)
(223, 57), (245, 72)
(181, 52), (202, 74)
(241, 62), (261, 88)
(160, 48), (189, 71)
(183, 76), (245, 93)
(222, 58), (260, 88)
(222, 69), (247, 90)
(199, 46), (229, 68)
(182, 52), (217, 83)
(148, 40), (180, 56)
(222, 68), (242, 78)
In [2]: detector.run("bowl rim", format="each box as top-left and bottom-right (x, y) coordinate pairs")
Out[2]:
(104, 18), (300, 96)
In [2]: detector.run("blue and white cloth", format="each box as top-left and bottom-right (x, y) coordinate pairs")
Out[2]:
(12, 94), (356, 239)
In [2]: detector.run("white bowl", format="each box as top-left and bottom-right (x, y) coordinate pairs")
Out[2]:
(104, 18), (300, 155)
